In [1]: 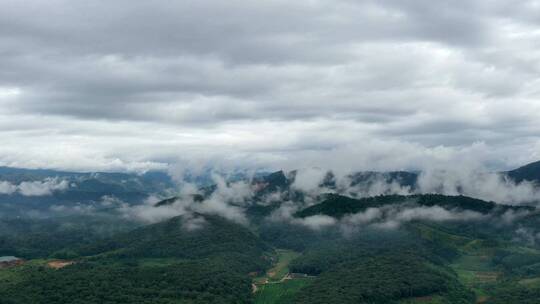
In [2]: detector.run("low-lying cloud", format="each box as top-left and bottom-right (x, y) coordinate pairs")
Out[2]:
(0, 178), (69, 196)
(119, 173), (254, 226)
(268, 199), (487, 233)
(267, 200), (337, 230)
(285, 162), (540, 205)
(417, 169), (540, 204)
(0, 181), (18, 195)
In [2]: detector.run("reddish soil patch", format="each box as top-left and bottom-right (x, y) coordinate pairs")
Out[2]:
(47, 260), (75, 269)
(0, 259), (25, 269)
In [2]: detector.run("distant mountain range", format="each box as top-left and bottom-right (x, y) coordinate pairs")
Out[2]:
(0, 167), (175, 216)
(1, 160), (540, 218)
(2, 161), (540, 303)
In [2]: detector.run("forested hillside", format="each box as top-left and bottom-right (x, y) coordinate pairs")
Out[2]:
(3, 165), (540, 303)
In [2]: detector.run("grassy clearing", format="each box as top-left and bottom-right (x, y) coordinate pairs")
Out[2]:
(253, 249), (311, 303)
(412, 223), (472, 248)
(452, 255), (494, 272)
(267, 250), (300, 281)
(449, 240), (502, 303)
(254, 278), (313, 304)
(254, 249), (300, 284)
(519, 277), (540, 288)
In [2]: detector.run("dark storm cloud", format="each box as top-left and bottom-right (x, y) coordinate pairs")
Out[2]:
(0, 0), (540, 172)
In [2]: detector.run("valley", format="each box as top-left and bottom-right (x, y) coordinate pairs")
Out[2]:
(2, 163), (540, 303)
(4, 2), (540, 303)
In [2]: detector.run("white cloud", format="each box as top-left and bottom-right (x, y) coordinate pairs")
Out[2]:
(298, 215), (337, 230)
(0, 178), (69, 196)
(0, 181), (17, 195)
(417, 168), (540, 204)
(17, 178), (69, 196)
(119, 172), (254, 225)
(291, 168), (327, 193)
(0, 1), (539, 172)
(340, 204), (485, 231)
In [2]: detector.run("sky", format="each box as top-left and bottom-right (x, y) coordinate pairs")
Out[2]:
(1, 0), (540, 173)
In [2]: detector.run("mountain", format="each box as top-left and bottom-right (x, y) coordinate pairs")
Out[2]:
(0, 166), (175, 193)
(294, 193), (527, 219)
(6, 165), (540, 303)
(0, 215), (137, 259)
(506, 160), (540, 184)
(252, 170), (290, 194)
(348, 170), (419, 188)
(76, 213), (270, 267)
(0, 213), (272, 304)
(4, 191), (540, 303)
(154, 169), (421, 206)
(0, 166), (176, 216)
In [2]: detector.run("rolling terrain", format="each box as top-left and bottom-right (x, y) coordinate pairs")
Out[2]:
(2, 161), (540, 303)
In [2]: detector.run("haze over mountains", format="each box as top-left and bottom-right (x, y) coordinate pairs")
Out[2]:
(2, 160), (540, 303)
(2, 1), (540, 303)
(1, 159), (539, 219)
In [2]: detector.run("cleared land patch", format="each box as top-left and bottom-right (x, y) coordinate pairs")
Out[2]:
(253, 249), (314, 303)
(47, 260), (75, 269)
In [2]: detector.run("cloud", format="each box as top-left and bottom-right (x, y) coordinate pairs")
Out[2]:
(341, 204), (485, 231)
(268, 155), (540, 205)
(513, 227), (540, 246)
(119, 198), (190, 224)
(417, 167), (540, 204)
(181, 213), (207, 231)
(99, 195), (125, 207)
(267, 201), (337, 230)
(0, 178), (69, 196)
(291, 168), (327, 193)
(119, 172), (254, 225)
(298, 215), (337, 230)
(392, 206), (484, 222)
(17, 178), (69, 196)
(500, 209), (530, 224)
(270, 197), (487, 232)
(0, 1), (539, 172)
(343, 208), (383, 225)
(0, 181), (17, 195)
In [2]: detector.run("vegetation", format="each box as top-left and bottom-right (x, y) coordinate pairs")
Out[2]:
(293, 253), (474, 304)
(295, 193), (527, 219)
(0, 216), (137, 259)
(0, 259), (253, 304)
(254, 278), (313, 304)
(0, 214), (271, 303)
(4, 191), (540, 303)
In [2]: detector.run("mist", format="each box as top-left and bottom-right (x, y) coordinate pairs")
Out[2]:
(285, 162), (540, 205)
(0, 178), (69, 196)
(118, 173), (255, 226)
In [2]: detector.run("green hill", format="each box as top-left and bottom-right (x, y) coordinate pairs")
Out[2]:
(0, 214), (272, 304)
(77, 213), (271, 272)
(507, 160), (540, 184)
(295, 194), (525, 219)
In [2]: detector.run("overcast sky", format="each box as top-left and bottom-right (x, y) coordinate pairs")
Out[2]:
(1, 0), (540, 173)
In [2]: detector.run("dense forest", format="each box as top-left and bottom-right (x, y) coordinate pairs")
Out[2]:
(4, 188), (540, 303)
